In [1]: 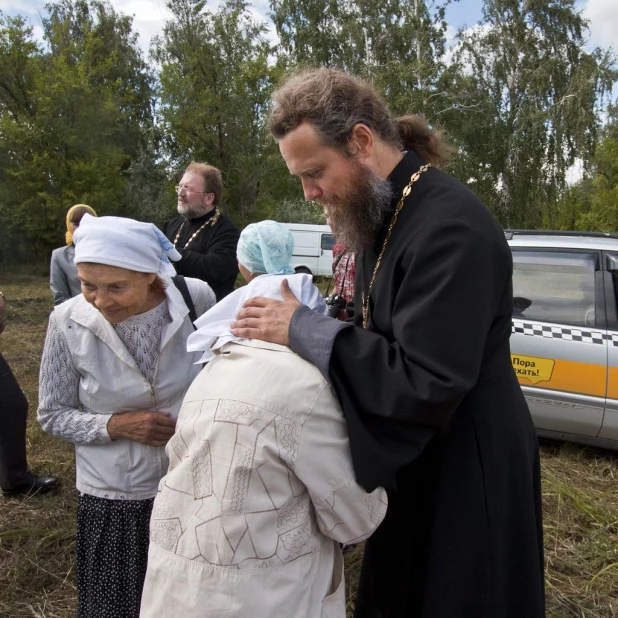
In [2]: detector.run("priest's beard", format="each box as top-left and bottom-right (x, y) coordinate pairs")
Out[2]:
(322, 161), (393, 253)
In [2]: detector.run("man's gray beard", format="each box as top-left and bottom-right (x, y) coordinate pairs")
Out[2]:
(177, 203), (208, 219)
(327, 166), (393, 254)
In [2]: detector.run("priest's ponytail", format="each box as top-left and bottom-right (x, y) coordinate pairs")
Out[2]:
(395, 115), (454, 170)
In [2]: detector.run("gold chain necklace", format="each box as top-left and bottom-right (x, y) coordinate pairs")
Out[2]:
(361, 163), (431, 329)
(173, 208), (221, 250)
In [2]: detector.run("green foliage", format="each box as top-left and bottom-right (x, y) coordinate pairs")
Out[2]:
(0, 0), (617, 265)
(0, 1), (153, 264)
(266, 197), (327, 224)
(270, 0), (451, 116)
(269, 0), (617, 229)
(552, 107), (618, 232)
(450, 0), (617, 228)
(125, 125), (175, 227)
(579, 119), (618, 232)
(152, 0), (282, 226)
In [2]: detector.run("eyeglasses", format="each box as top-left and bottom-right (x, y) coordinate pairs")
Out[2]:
(175, 185), (208, 195)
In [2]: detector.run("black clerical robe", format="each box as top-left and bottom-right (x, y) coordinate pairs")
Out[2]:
(290, 150), (545, 617)
(162, 210), (240, 300)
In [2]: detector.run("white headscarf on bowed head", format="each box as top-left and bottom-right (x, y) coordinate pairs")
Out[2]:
(186, 273), (328, 363)
(236, 220), (295, 275)
(73, 214), (181, 278)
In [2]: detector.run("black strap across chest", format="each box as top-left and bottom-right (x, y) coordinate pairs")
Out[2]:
(172, 275), (197, 327)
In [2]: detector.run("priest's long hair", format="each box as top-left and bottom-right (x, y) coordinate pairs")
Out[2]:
(268, 67), (453, 169)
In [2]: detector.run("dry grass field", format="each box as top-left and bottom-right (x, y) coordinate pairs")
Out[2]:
(1, 272), (618, 617)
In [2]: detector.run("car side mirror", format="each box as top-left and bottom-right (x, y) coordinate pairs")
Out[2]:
(513, 297), (532, 311)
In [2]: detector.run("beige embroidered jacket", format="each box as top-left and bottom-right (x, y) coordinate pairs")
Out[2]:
(140, 339), (387, 617)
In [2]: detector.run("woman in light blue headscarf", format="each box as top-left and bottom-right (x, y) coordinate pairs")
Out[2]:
(184, 220), (326, 362)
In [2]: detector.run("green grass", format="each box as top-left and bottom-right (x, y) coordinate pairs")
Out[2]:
(0, 273), (77, 617)
(1, 273), (618, 616)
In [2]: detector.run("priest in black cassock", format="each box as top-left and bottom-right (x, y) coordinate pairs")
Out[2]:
(162, 161), (240, 300)
(232, 68), (545, 618)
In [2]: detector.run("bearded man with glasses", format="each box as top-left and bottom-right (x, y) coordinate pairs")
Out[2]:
(162, 162), (240, 300)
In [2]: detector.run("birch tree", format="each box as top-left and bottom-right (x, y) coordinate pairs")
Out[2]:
(452, 0), (616, 227)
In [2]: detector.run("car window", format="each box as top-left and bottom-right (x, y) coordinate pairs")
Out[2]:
(512, 251), (596, 327)
(321, 234), (335, 251)
(606, 254), (618, 318)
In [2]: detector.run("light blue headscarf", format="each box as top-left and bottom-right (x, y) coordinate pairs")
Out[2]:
(237, 220), (295, 275)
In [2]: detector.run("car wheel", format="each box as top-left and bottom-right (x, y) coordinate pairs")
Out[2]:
(295, 266), (312, 275)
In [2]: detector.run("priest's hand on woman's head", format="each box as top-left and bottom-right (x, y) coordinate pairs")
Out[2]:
(231, 279), (301, 346)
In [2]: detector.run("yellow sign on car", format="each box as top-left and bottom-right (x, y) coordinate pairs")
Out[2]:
(511, 354), (555, 385)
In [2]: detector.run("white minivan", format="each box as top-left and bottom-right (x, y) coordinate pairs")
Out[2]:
(284, 223), (335, 277)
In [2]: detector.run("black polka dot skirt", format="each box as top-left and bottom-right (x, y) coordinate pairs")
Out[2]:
(76, 493), (154, 618)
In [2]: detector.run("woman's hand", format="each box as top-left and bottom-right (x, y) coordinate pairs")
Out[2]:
(107, 410), (176, 447)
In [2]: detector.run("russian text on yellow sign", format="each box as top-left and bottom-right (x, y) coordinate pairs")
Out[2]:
(513, 357), (608, 397)
(511, 354), (555, 385)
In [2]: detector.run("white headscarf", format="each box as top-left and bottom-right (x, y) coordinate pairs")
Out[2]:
(73, 214), (181, 277)
(187, 273), (328, 363)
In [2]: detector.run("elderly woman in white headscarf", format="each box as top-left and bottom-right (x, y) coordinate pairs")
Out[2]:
(140, 220), (387, 618)
(37, 215), (216, 618)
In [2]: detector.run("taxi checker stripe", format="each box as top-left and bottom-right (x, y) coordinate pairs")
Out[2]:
(511, 320), (618, 346)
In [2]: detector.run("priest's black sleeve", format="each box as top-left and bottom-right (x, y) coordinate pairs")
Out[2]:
(291, 220), (512, 491)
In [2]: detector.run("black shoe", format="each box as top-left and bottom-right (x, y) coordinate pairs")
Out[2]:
(2, 473), (59, 497)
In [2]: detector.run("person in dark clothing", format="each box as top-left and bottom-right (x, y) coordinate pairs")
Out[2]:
(231, 68), (545, 618)
(162, 162), (240, 300)
(0, 291), (58, 497)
